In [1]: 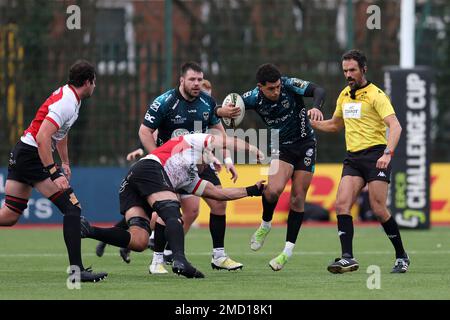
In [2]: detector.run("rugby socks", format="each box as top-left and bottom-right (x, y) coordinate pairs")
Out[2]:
(261, 220), (271, 229)
(164, 218), (185, 259)
(337, 214), (354, 258)
(115, 217), (129, 230)
(154, 221), (167, 253)
(262, 194), (277, 222)
(63, 215), (84, 270)
(89, 226), (131, 248)
(152, 252), (164, 265)
(381, 216), (407, 258)
(283, 241), (295, 258)
(209, 213), (226, 249)
(213, 248), (226, 259)
(286, 210), (304, 243)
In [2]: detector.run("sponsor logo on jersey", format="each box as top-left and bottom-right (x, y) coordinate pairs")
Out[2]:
(281, 99), (290, 109)
(292, 78), (308, 89)
(306, 148), (314, 157)
(172, 128), (190, 137)
(150, 101), (161, 112)
(144, 112), (155, 123)
(172, 114), (187, 124)
(343, 102), (362, 119)
(171, 128), (202, 138)
(119, 179), (129, 193)
(242, 91), (252, 99)
(188, 109), (197, 113)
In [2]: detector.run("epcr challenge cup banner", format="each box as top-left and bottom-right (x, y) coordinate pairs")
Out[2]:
(384, 66), (434, 229)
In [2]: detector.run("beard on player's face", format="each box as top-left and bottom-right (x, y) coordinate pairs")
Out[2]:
(182, 81), (201, 100)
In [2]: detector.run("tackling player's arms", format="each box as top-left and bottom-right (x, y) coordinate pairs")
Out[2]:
(138, 125), (157, 153)
(200, 180), (265, 201)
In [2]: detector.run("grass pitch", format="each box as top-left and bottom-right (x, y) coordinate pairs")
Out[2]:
(0, 225), (449, 300)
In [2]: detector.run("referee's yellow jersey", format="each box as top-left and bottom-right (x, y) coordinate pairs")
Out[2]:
(334, 82), (395, 152)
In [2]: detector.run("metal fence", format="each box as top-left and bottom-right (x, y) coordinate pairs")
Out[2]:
(0, 0), (448, 165)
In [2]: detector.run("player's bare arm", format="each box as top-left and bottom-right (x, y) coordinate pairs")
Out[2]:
(138, 124), (157, 153)
(376, 114), (402, 169)
(36, 119), (69, 190)
(209, 123), (239, 182)
(215, 103), (242, 118)
(210, 134), (264, 162)
(310, 115), (344, 133)
(201, 180), (266, 201)
(56, 135), (71, 180)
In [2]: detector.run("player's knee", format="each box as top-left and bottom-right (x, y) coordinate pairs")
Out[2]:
(129, 231), (149, 252)
(152, 200), (181, 223)
(335, 199), (351, 214)
(290, 193), (305, 209)
(127, 217), (151, 251)
(209, 201), (226, 215)
(0, 207), (20, 226)
(371, 204), (389, 220)
(4, 195), (28, 216)
(49, 188), (81, 217)
(128, 216), (151, 234)
(182, 207), (199, 220)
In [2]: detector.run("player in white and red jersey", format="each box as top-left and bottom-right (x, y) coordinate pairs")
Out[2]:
(0, 60), (107, 282)
(79, 133), (265, 279)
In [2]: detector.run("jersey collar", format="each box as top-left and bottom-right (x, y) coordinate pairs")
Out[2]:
(68, 84), (81, 104)
(349, 81), (371, 99)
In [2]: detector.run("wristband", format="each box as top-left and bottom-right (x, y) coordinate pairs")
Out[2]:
(383, 148), (394, 157)
(224, 157), (233, 165)
(45, 163), (63, 181)
(246, 184), (263, 197)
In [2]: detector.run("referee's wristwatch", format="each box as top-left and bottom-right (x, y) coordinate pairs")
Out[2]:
(384, 148), (394, 157)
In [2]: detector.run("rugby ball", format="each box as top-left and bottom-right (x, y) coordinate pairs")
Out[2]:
(221, 93), (245, 127)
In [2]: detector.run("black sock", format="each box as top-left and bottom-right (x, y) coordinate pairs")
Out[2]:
(63, 215), (84, 270)
(164, 218), (185, 259)
(286, 210), (304, 243)
(90, 226), (131, 248)
(154, 222), (167, 253)
(337, 215), (354, 258)
(209, 213), (226, 248)
(114, 217), (129, 230)
(262, 194), (277, 222)
(381, 216), (407, 258)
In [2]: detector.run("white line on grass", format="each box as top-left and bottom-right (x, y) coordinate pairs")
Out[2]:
(0, 250), (449, 257)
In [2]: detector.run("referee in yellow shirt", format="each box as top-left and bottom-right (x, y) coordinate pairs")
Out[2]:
(311, 49), (410, 274)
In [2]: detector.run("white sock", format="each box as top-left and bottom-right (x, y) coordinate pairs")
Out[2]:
(283, 241), (295, 258)
(163, 249), (172, 256)
(152, 252), (164, 264)
(213, 248), (226, 259)
(149, 230), (155, 240)
(261, 220), (271, 229)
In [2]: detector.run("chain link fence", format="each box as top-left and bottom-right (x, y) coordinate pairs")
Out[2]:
(0, 0), (448, 165)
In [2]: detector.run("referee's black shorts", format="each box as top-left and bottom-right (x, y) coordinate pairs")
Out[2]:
(119, 159), (175, 216)
(7, 140), (50, 186)
(342, 144), (391, 183)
